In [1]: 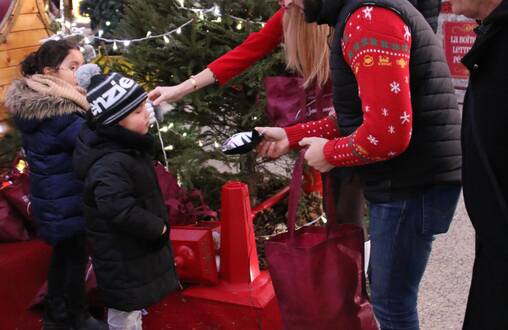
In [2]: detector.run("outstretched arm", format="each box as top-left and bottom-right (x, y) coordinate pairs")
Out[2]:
(148, 9), (284, 105)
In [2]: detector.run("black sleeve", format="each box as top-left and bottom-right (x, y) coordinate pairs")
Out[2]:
(91, 158), (165, 241)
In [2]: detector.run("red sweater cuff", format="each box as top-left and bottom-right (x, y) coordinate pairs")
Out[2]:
(284, 124), (307, 148)
(323, 139), (339, 165)
(207, 64), (227, 86)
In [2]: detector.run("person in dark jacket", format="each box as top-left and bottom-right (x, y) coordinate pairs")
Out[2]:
(4, 40), (107, 330)
(257, 0), (462, 329)
(408, 0), (442, 32)
(73, 69), (179, 330)
(448, 0), (508, 329)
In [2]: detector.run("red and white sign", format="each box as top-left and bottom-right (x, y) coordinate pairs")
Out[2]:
(443, 21), (478, 78)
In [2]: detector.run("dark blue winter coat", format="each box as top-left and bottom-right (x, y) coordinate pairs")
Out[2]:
(5, 79), (87, 245)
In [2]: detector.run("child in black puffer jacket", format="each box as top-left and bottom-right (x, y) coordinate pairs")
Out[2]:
(73, 67), (179, 330)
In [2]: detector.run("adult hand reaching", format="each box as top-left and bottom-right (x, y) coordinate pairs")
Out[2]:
(148, 68), (217, 105)
(255, 127), (290, 159)
(299, 137), (334, 172)
(148, 85), (186, 105)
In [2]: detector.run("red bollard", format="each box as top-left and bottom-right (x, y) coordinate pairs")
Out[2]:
(219, 181), (260, 283)
(171, 226), (219, 285)
(180, 182), (280, 325)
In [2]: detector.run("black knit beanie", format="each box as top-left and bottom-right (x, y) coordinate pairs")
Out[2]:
(76, 64), (147, 127)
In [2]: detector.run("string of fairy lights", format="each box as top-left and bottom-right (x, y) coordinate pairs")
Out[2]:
(48, 1), (266, 50)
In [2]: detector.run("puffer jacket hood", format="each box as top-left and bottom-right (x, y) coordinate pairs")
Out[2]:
(304, 0), (442, 32)
(5, 78), (86, 132)
(74, 124), (155, 181)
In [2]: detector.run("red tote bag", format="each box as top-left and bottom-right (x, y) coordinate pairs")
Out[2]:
(264, 76), (334, 127)
(0, 195), (30, 242)
(265, 151), (378, 330)
(2, 172), (34, 230)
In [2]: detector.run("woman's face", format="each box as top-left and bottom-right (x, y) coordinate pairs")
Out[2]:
(279, 0), (305, 11)
(44, 49), (84, 86)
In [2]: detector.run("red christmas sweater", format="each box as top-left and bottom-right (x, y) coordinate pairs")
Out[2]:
(284, 6), (413, 167)
(207, 8), (284, 86)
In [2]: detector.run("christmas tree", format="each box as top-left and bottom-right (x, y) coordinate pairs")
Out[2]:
(115, 0), (290, 207)
(0, 124), (21, 169)
(80, 0), (125, 36)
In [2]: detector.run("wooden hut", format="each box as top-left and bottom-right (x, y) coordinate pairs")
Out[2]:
(0, 0), (52, 135)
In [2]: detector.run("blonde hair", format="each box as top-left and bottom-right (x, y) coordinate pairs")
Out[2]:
(282, 7), (331, 88)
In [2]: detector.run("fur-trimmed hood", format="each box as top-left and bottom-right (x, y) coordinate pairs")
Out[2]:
(5, 77), (88, 122)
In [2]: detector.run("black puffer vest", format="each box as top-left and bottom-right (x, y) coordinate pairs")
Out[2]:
(315, 0), (461, 202)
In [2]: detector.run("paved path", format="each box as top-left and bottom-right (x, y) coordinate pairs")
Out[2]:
(418, 196), (475, 330)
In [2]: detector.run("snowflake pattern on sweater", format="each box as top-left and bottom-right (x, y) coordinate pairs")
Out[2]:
(285, 7), (413, 167)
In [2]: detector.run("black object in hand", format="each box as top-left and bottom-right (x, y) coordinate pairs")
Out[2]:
(221, 130), (263, 155)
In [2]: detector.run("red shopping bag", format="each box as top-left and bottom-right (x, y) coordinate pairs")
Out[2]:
(2, 172), (34, 230)
(0, 195), (30, 242)
(265, 150), (377, 330)
(264, 76), (334, 127)
(1, 156), (34, 230)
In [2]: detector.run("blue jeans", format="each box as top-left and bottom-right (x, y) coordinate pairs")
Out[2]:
(368, 185), (461, 330)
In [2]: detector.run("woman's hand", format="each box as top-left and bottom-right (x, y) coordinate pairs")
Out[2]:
(255, 127), (290, 159)
(148, 85), (187, 105)
(299, 137), (334, 172)
(148, 69), (217, 105)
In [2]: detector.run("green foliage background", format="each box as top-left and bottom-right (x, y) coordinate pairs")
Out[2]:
(114, 0), (290, 207)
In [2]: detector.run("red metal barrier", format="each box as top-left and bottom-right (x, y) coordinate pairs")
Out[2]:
(252, 186), (290, 217)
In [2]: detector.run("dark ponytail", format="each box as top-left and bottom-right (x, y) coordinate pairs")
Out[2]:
(20, 39), (79, 77)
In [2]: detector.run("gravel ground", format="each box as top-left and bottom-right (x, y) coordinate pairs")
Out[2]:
(418, 195), (475, 330)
